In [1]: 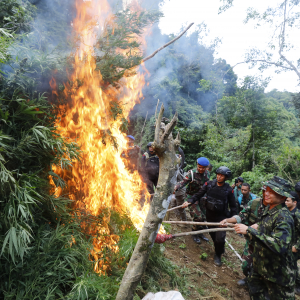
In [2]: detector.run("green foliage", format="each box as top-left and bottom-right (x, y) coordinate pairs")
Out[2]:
(96, 8), (162, 85)
(0, 0), (35, 32)
(200, 253), (208, 261)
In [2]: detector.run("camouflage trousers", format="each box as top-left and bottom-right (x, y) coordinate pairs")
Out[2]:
(248, 271), (295, 300)
(186, 194), (206, 231)
(241, 240), (254, 277)
(294, 254), (300, 287)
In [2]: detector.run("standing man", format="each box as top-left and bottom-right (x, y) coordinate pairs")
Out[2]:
(238, 183), (257, 212)
(234, 177), (296, 300)
(285, 191), (300, 295)
(220, 196), (265, 286)
(174, 157), (210, 244)
(295, 182), (300, 209)
(232, 177), (244, 205)
(183, 166), (237, 266)
(141, 142), (159, 198)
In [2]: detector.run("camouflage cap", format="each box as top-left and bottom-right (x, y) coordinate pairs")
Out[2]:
(262, 176), (294, 198)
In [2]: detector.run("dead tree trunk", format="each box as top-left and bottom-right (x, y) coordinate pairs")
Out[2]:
(116, 104), (180, 300)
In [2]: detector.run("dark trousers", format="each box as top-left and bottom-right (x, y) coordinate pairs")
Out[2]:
(209, 230), (226, 256)
(206, 210), (227, 256)
(248, 271), (295, 300)
(146, 176), (158, 199)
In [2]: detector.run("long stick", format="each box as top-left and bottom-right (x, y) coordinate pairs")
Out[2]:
(172, 228), (235, 238)
(225, 239), (243, 262)
(142, 23), (194, 62)
(163, 220), (235, 227)
(167, 203), (190, 212)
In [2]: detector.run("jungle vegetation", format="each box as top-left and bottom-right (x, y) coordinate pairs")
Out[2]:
(0, 0), (299, 299)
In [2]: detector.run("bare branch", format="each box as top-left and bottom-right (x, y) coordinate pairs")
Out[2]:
(142, 23), (194, 62)
(154, 104), (164, 144)
(277, 0), (300, 80)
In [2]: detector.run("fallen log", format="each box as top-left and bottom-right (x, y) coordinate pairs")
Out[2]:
(155, 228), (235, 244)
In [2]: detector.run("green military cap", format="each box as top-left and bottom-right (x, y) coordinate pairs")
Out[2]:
(262, 176), (294, 198)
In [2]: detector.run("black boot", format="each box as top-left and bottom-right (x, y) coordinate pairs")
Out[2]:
(237, 277), (247, 286)
(198, 233), (209, 242)
(193, 235), (201, 244)
(214, 254), (222, 266)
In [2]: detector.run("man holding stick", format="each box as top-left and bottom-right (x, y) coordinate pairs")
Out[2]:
(174, 157), (210, 244)
(220, 196), (265, 286)
(183, 166), (237, 266)
(233, 177), (296, 300)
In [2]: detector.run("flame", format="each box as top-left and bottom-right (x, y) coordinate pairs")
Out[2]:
(50, 0), (163, 273)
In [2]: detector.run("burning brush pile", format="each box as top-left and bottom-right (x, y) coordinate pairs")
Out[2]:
(49, 0), (162, 273)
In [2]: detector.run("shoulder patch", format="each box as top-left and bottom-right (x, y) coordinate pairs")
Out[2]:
(205, 182), (208, 186)
(232, 190), (234, 193)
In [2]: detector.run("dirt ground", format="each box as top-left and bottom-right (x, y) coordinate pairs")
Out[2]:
(161, 212), (300, 300)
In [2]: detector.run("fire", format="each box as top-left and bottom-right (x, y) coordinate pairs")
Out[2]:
(50, 0), (161, 273)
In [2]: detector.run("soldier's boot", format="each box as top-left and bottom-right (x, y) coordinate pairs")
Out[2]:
(214, 254), (222, 266)
(198, 233), (209, 242)
(295, 286), (300, 295)
(193, 235), (201, 244)
(237, 278), (247, 286)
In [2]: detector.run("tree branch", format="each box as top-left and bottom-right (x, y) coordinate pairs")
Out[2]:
(277, 0), (300, 80)
(142, 23), (194, 62)
(154, 104), (164, 144)
(161, 112), (178, 142)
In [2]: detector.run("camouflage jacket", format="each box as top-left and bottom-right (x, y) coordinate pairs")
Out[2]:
(234, 198), (265, 226)
(246, 203), (296, 286)
(290, 207), (300, 252)
(174, 169), (210, 196)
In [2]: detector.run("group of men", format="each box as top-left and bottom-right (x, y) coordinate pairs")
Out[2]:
(173, 156), (300, 300)
(123, 136), (300, 299)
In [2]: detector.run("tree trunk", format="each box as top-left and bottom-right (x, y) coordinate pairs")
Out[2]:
(116, 104), (180, 300)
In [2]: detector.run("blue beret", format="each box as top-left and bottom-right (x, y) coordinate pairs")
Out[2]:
(127, 135), (135, 141)
(197, 157), (209, 167)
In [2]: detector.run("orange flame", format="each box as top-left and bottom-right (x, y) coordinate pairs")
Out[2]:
(50, 0), (162, 273)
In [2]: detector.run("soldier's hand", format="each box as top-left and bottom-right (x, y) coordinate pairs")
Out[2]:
(292, 246), (298, 253)
(234, 224), (248, 235)
(182, 202), (190, 208)
(251, 223), (258, 230)
(219, 219), (228, 227)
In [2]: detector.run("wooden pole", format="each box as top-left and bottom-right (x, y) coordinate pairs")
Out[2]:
(163, 220), (235, 227)
(167, 203), (190, 212)
(172, 228), (235, 238)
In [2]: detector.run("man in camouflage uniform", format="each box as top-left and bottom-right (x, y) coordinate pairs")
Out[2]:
(285, 191), (300, 295)
(234, 176), (296, 300)
(174, 157), (210, 244)
(220, 195), (266, 286)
